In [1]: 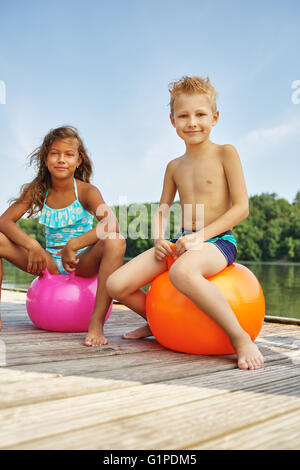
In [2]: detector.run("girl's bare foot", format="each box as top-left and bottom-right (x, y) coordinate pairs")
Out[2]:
(231, 331), (264, 370)
(122, 324), (153, 340)
(84, 315), (108, 347)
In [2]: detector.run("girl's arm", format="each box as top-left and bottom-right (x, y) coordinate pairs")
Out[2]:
(0, 200), (47, 274)
(0, 200), (37, 249)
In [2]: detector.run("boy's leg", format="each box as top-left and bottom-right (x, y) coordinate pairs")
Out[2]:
(106, 247), (168, 339)
(169, 243), (264, 370)
(73, 234), (126, 346)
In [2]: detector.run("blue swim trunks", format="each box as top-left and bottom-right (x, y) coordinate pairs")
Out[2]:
(170, 229), (237, 266)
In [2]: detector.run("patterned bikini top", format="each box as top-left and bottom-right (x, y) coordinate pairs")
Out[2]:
(39, 178), (94, 248)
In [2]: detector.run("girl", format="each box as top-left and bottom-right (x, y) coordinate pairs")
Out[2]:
(0, 126), (125, 346)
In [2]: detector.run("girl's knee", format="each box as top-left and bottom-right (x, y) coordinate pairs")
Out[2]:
(102, 234), (126, 255)
(0, 232), (9, 255)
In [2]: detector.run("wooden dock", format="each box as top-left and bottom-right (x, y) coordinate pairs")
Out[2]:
(0, 289), (300, 450)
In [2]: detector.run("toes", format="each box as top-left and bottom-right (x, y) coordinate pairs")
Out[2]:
(238, 355), (264, 370)
(238, 358), (249, 370)
(84, 336), (108, 347)
(254, 356), (264, 369)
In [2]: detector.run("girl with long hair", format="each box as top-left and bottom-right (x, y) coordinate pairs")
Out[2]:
(0, 126), (125, 346)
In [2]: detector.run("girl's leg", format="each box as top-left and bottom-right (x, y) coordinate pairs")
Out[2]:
(168, 243), (264, 370)
(74, 234), (126, 346)
(0, 232), (60, 331)
(106, 247), (168, 339)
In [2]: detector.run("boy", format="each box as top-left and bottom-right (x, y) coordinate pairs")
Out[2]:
(107, 76), (264, 370)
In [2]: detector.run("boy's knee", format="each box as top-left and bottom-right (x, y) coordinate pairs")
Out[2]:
(106, 274), (117, 298)
(106, 273), (126, 300)
(168, 263), (187, 288)
(169, 262), (199, 291)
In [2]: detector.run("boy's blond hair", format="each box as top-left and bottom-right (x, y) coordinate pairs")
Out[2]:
(168, 76), (217, 115)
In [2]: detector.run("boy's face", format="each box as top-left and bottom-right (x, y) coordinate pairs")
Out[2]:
(170, 93), (219, 146)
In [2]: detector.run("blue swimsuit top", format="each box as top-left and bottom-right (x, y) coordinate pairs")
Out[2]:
(39, 178), (94, 249)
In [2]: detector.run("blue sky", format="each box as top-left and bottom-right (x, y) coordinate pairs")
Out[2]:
(0, 0), (299, 215)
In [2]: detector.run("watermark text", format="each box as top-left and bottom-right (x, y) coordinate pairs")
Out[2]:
(291, 80), (300, 104)
(0, 80), (6, 104)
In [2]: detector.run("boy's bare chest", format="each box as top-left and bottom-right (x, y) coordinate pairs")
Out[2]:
(174, 159), (225, 195)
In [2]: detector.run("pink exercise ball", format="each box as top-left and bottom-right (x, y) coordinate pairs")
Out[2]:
(26, 268), (112, 332)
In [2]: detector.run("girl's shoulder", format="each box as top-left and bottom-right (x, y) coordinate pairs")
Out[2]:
(76, 180), (104, 211)
(76, 179), (101, 197)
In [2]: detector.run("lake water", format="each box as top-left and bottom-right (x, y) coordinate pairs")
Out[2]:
(1, 259), (300, 320)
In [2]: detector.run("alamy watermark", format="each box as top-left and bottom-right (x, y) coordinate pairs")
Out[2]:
(291, 80), (300, 104)
(0, 80), (6, 104)
(95, 199), (205, 248)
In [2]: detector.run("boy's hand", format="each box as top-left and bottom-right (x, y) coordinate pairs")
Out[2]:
(154, 239), (174, 261)
(175, 233), (204, 256)
(27, 240), (47, 276)
(59, 243), (79, 273)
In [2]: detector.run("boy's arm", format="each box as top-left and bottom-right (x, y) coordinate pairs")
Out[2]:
(152, 160), (178, 241)
(200, 145), (249, 241)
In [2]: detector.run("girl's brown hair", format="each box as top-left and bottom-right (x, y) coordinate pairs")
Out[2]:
(12, 126), (93, 217)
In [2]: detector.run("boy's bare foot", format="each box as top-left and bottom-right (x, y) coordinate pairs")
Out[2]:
(84, 315), (108, 347)
(122, 324), (153, 340)
(231, 331), (264, 370)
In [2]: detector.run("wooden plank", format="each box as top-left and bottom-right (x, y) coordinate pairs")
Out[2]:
(165, 359), (300, 389)
(2, 358), (299, 410)
(1, 301), (300, 450)
(1, 338), (298, 380)
(3, 332), (298, 375)
(4, 376), (300, 450)
(10, 349), (211, 376)
(1, 338), (165, 367)
(193, 409), (300, 449)
(0, 368), (60, 383)
(264, 315), (300, 326)
(0, 371), (141, 409)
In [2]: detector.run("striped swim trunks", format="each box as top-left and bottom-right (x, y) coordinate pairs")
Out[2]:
(170, 229), (237, 266)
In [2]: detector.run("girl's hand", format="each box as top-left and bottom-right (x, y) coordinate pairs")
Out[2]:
(59, 243), (79, 273)
(27, 241), (47, 275)
(174, 233), (204, 256)
(154, 239), (175, 261)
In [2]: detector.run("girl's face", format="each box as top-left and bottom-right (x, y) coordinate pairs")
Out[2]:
(46, 138), (82, 178)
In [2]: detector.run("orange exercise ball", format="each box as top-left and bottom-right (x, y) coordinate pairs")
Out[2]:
(146, 261), (265, 355)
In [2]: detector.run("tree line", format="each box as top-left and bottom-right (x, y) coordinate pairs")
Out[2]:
(17, 192), (300, 262)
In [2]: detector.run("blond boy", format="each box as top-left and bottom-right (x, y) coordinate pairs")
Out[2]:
(107, 76), (264, 370)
